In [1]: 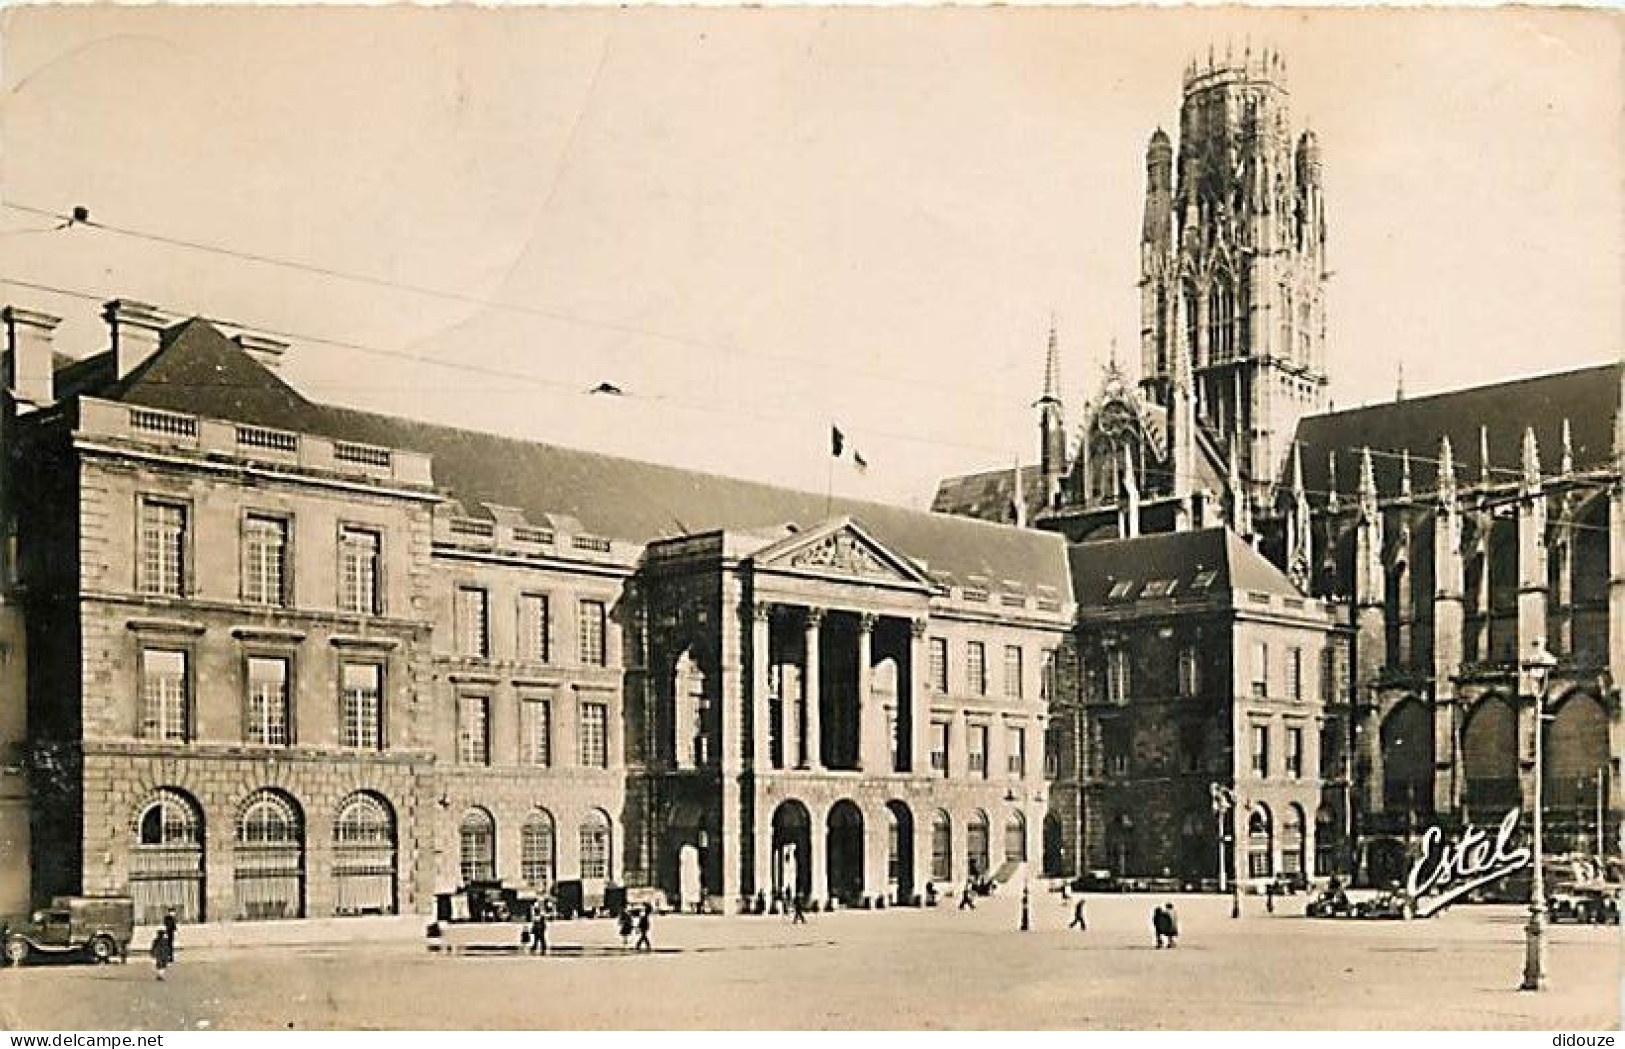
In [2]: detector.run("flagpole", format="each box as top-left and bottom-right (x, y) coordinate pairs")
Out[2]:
(826, 422), (835, 518)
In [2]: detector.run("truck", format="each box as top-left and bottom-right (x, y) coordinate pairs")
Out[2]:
(3, 896), (135, 966)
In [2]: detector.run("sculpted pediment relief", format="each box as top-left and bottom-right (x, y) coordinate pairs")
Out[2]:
(752, 518), (930, 588)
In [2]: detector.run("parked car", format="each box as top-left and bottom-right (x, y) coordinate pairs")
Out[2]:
(3, 896), (134, 966)
(1070, 869), (1120, 893)
(1306, 886), (1353, 918)
(1350, 891), (1413, 920)
(1549, 884), (1621, 925)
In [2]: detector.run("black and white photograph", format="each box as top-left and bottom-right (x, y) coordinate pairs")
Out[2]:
(0, 3), (1618, 1033)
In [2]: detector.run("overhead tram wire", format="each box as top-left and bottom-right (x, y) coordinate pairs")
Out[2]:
(0, 199), (1000, 406)
(0, 274), (1022, 460)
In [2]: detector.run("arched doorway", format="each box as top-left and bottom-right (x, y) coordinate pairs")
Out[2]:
(1042, 814), (1065, 878)
(771, 800), (813, 902)
(826, 800), (865, 905)
(458, 808), (496, 886)
(1004, 810), (1027, 864)
(521, 809), (557, 892)
(1105, 814), (1133, 877)
(1381, 698), (1434, 818)
(966, 809), (991, 880)
(929, 810), (953, 885)
(1545, 691), (1610, 853)
(235, 789), (305, 920)
(1247, 805), (1273, 880)
(333, 792), (397, 916)
(1462, 695), (1519, 821)
(884, 801), (915, 904)
(131, 789), (205, 925)
(1281, 804), (1307, 879)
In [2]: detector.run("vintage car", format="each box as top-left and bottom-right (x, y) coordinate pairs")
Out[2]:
(1548, 884), (1622, 925)
(1305, 887), (1354, 918)
(1348, 891), (1413, 920)
(3, 896), (135, 965)
(1069, 870), (1121, 893)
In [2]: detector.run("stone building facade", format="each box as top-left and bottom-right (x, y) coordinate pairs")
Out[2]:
(1065, 528), (1348, 886)
(0, 304), (1073, 921)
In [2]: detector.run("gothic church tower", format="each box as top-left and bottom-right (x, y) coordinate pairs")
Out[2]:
(1139, 46), (1328, 519)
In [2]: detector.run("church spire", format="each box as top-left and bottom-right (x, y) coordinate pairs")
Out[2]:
(1037, 316), (1067, 509)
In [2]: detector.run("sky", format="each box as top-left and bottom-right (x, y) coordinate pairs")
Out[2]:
(1, 7), (1619, 507)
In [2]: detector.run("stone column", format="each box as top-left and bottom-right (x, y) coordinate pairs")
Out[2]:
(804, 609), (823, 771)
(751, 604), (772, 772)
(864, 809), (889, 904)
(717, 581), (747, 913)
(910, 618), (931, 775)
(857, 613), (877, 772)
(807, 803), (828, 906)
(752, 795), (773, 900)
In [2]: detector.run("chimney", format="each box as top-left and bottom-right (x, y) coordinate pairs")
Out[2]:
(103, 299), (170, 378)
(232, 332), (289, 371)
(2, 307), (62, 408)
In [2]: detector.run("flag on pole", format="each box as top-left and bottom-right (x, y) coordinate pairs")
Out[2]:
(853, 450), (868, 473)
(831, 426), (845, 458)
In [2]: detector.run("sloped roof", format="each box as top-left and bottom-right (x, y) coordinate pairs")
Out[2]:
(1067, 526), (1300, 608)
(1289, 361), (1622, 503)
(930, 463), (1047, 523)
(71, 319), (1071, 596)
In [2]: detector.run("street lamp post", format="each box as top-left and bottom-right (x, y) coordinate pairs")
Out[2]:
(1211, 783), (1240, 918)
(1521, 641), (1557, 993)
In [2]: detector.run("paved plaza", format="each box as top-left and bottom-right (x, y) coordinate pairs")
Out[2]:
(0, 892), (1618, 1030)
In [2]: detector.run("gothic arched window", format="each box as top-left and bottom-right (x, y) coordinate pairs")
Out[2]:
(1182, 279), (1200, 366)
(1209, 273), (1234, 361)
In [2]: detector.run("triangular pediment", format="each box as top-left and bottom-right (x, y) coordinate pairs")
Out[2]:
(750, 517), (932, 588)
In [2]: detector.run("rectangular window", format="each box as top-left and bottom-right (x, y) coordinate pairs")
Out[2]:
(338, 526), (381, 615)
(1288, 647), (1304, 702)
(340, 662), (382, 750)
(457, 586), (489, 658)
(1178, 645), (1201, 698)
(1006, 726), (1026, 778)
(245, 656), (290, 746)
(242, 515), (288, 606)
(1003, 645), (1023, 699)
(1321, 648), (1338, 707)
(1180, 728), (1203, 774)
(1040, 648), (1057, 703)
(1251, 724), (1270, 778)
(1286, 726), (1304, 779)
(1105, 725), (1129, 778)
(1044, 728), (1060, 780)
(457, 695), (490, 766)
(139, 500), (187, 596)
(519, 594), (551, 664)
(967, 723), (988, 778)
(520, 696), (552, 767)
(1106, 649), (1131, 703)
(929, 638), (948, 693)
(930, 719), (949, 776)
(140, 649), (188, 741)
(1252, 642), (1269, 699)
(579, 701), (608, 768)
(966, 642), (986, 696)
(578, 600), (607, 667)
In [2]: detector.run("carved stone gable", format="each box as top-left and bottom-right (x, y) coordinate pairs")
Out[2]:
(785, 531), (891, 578)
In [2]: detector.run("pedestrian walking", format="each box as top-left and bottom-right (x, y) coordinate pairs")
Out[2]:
(1069, 897), (1088, 931)
(1060, 880), (1071, 901)
(791, 895), (807, 925)
(1265, 881), (1277, 914)
(635, 906), (653, 952)
(1151, 904), (1168, 948)
(1163, 902), (1180, 948)
(958, 880), (976, 911)
(162, 910), (178, 944)
(150, 927), (174, 981)
(529, 908), (548, 956)
(618, 907), (634, 948)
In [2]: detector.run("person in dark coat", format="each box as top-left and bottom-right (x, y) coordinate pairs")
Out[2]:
(1069, 897), (1088, 931)
(1265, 881), (1277, 914)
(791, 895), (807, 925)
(958, 881), (977, 910)
(1152, 904), (1169, 948)
(529, 909), (548, 956)
(634, 906), (653, 952)
(162, 910), (178, 947)
(150, 927), (175, 981)
(618, 908), (635, 948)
(1163, 902), (1180, 947)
